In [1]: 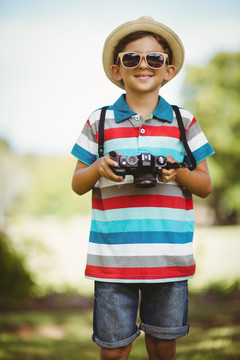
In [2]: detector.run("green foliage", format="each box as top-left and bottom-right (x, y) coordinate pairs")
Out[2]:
(0, 140), (32, 221)
(0, 141), (91, 219)
(182, 52), (240, 224)
(0, 231), (35, 309)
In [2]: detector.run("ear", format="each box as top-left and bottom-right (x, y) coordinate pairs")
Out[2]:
(110, 64), (123, 81)
(164, 65), (177, 82)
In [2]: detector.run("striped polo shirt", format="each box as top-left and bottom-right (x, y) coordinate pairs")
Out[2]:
(71, 94), (214, 283)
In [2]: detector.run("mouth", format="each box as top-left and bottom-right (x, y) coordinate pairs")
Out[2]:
(135, 74), (153, 80)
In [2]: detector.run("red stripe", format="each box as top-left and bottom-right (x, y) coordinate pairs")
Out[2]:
(96, 128), (138, 142)
(85, 264), (196, 280)
(140, 125), (182, 137)
(92, 195), (193, 211)
(96, 126), (184, 142)
(189, 117), (197, 128)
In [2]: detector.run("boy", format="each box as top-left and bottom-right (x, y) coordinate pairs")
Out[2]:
(71, 16), (214, 360)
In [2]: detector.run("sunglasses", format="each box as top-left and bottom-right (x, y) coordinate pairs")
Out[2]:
(117, 52), (169, 69)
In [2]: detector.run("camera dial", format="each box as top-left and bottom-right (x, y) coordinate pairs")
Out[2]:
(127, 155), (138, 166)
(156, 156), (167, 167)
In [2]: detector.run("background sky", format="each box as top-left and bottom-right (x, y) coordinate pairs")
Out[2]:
(1, 0), (240, 155)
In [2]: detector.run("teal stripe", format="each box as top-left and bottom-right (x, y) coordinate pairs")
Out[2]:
(92, 208), (194, 222)
(91, 219), (194, 234)
(140, 136), (183, 150)
(104, 137), (181, 153)
(193, 143), (215, 163)
(71, 144), (96, 165)
(108, 148), (183, 161)
(139, 148), (184, 161)
(85, 276), (193, 283)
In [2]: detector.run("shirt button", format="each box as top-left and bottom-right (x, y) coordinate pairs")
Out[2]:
(140, 128), (145, 134)
(132, 115), (141, 121)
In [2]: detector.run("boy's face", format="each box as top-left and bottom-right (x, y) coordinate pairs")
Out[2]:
(110, 36), (176, 95)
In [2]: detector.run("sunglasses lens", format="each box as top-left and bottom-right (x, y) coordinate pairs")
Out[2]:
(122, 53), (141, 68)
(147, 53), (165, 68)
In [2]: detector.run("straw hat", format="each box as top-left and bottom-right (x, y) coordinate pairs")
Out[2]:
(102, 16), (184, 89)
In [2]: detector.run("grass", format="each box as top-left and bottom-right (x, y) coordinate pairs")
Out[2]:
(0, 290), (240, 360)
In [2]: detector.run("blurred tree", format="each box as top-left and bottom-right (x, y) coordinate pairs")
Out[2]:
(0, 231), (35, 309)
(182, 52), (240, 224)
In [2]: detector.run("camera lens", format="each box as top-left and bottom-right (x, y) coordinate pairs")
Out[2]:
(126, 155), (138, 166)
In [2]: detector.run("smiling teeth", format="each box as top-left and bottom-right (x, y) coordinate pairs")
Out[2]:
(137, 75), (152, 79)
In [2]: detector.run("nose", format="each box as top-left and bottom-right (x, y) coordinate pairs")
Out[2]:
(138, 55), (148, 68)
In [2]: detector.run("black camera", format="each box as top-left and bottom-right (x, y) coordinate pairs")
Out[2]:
(110, 151), (188, 187)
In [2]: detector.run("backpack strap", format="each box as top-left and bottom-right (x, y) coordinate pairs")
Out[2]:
(172, 105), (197, 171)
(98, 106), (108, 158)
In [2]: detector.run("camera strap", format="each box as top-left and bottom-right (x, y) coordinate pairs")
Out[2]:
(98, 106), (108, 158)
(172, 105), (196, 171)
(98, 105), (196, 170)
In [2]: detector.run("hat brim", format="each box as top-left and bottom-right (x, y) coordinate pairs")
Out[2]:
(102, 16), (184, 89)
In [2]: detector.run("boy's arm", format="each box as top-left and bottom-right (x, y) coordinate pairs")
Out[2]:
(160, 156), (212, 198)
(72, 154), (124, 195)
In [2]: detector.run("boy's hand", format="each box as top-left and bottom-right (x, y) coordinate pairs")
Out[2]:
(158, 155), (178, 183)
(97, 152), (124, 182)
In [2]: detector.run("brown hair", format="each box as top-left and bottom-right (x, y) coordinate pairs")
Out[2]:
(113, 31), (173, 65)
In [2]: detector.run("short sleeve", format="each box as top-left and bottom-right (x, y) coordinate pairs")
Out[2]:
(180, 109), (214, 164)
(71, 111), (100, 165)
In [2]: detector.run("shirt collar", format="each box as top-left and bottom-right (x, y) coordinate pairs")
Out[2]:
(111, 94), (173, 123)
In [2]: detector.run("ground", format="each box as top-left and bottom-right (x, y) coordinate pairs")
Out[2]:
(0, 288), (240, 360)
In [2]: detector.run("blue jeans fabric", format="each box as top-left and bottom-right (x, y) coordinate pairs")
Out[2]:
(92, 281), (189, 349)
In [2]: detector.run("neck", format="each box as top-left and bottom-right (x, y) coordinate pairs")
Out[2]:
(125, 91), (160, 119)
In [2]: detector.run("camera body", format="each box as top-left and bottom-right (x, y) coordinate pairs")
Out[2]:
(110, 152), (172, 187)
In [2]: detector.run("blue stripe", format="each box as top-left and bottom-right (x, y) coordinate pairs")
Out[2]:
(193, 143), (215, 163)
(71, 144), (96, 165)
(89, 230), (193, 245)
(91, 219), (194, 234)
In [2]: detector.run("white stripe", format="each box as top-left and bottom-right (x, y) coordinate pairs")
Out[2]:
(97, 175), (179, 189)
(92, 208), (194, 222)
(97, 175), (134, 189)
(89, 109), (114, 125)
(189, 132), (208, 152)
(76, 132), (98, 154)
(87, 242), (193, 257)
(179, 108), (194, 120)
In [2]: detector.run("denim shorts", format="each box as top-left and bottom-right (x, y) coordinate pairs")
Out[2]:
(92, 281), (189, 349)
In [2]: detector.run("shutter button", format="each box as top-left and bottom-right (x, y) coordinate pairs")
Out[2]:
(140, 128), (145, 134)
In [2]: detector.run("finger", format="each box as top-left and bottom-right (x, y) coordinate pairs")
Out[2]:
(107, 152), (122, 167)
(162, 168), (175, 176)
(161, 171), (177, 183)
(166, 155), (175, 162)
